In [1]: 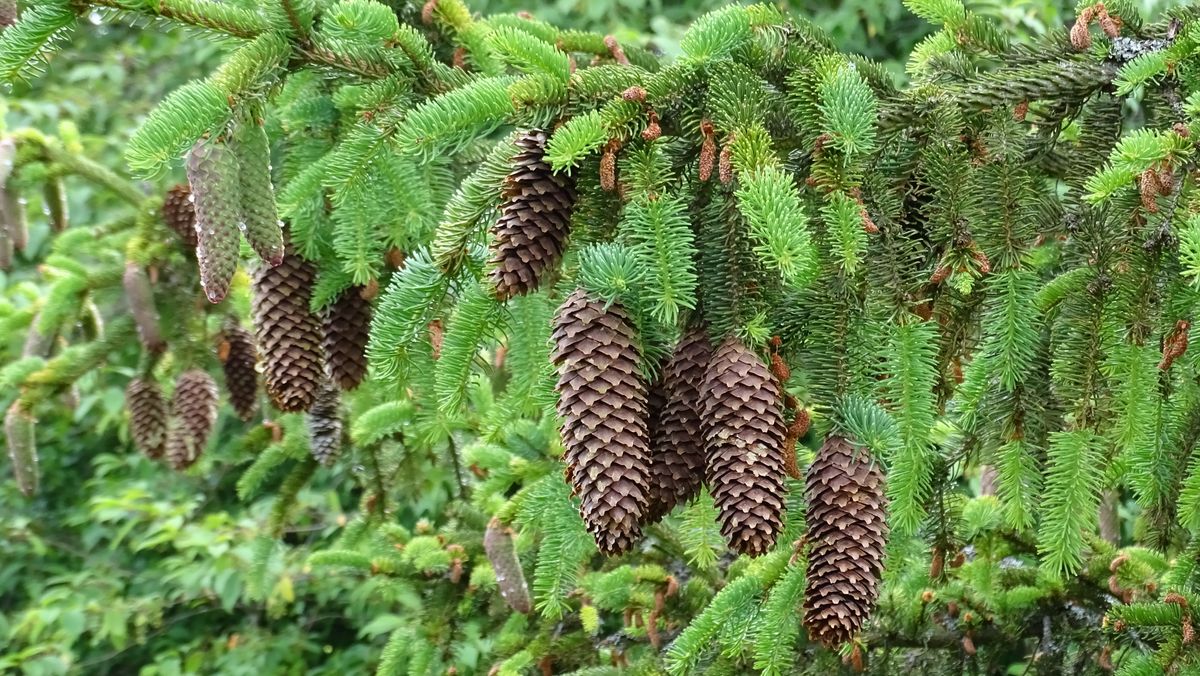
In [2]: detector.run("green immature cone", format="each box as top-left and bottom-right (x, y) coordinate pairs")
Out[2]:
(803, 435), (889, 648)
(700, 337), (787, 557)
(4, 188), (26, 252)
(218, 321), (259, 422)
(5, 401), (38, 498)
(232, 114), (284, 266)
(644, 328), (712, 524)
(170, 369), (218, 468)
(307, 381), (342, 465)
(488, 130), (577, 301)
(483, 517), (532, 614)
(162, 184), (198, 249)
(123, 262), (165, 353)
(43, 176), (68, 232)
(321, 285), (371, 391)
(551, 288), (652, 555)
(126, 377), (168, 459)
(186, 138), (243, 303)
(253, 242), (323, 412)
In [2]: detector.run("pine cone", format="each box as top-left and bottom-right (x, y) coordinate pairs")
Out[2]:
(0, 0), (17, 27)
(126, 377), (168, 459)
(43, 176), (68, 232)
(644, 329), (711, 524)
(488, 130), (576, 300)
(322, 286), (371, 390)
(5, 401), (38, 498)
(551, 289), (652, 555)
(165, 417), (202, 471)
(219, 321), (259, 421)
(253, 242), (324, 412)
(186, 139), (242, 303)
(803, 435), (889, 648)
(307, 382), (343, 465)
(700, 337), (786, 557)
(232, 115), (285, 266)
(484, 517), (532, 614)
(123, 262), (165, 353)
(162, 184), (197, 249)
(171, 369), (218, 455)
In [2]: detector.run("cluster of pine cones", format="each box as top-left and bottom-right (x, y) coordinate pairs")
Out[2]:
(123, 177), (372, 468)
(488, 128), (889, 645)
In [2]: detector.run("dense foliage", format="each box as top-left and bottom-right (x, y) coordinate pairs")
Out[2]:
(6, 0), (1200, 675)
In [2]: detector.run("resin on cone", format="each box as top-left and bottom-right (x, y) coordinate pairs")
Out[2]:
(488, 130), (576, 300)
(253, 241), (324, 412)
(803, 435), (889, 648)
(644, 329), (711, 524)
(322, 286), (371, 390)
(126, 377), (168, 459)
(700, 337), (787, 557)
(551, 289), (652, 555)
(186, 139), (242, 303)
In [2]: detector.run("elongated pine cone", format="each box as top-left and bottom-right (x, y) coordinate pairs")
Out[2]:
(126, 377), (168, 459)
(123, 262), (165, 353)
(307, 382), (343, 465)
(644, 329), (711, 524)
(232, 116), (284, 266)
(165, 417), (202, 471)
(484, 517), (532, 614)
(552, 289), (652, 555)
(488, 130), (576, 300)
(162, 184), (197, 249)
(172, 369), (218, 454)
(219, 321), (259, 421)
(186, 139), (242, 303)
(803, 435), (889, 648)
(322, 286), (371, 390)
(5, 401), (38, 498)
(253, 242), (323, 412)
(700, 337), (786, 557)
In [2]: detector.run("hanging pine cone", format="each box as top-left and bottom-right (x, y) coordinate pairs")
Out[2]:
(644, 329), (711, 524)
(803, 435), (889, 648)
(123, 262), (165, 353)
(5, 401), (38, 497)
(172, 369), (218, 453)
(322, 285), (371, 390)
(700, 337), (786, 557)
(43, 176), (68, 232)
(126, 377), (168, 459)
(253, 241), (323, 412)
(186, 138), (242, 303)
(232, 114), (285, 266)
(551, 289), (652, 555)
(165, 417), (202, 471)
(162, 184), (197, 249)
(484, 517), (532, 614)
(488, 130), (576, 301)
(219, 321), (259, 421)
(307, 382), (343, 465)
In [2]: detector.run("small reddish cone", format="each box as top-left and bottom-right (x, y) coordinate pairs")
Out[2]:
(126, 378), (168, 459)
(551, 289), (652, 555)
(488, 130), (576, 300)
(484, 517), (532, 614)
(253, 240), (324, 412)
(700, 337), (787, 556)
(322, 286), (372, 390)
(643, 329), (711, 524)
(803, 435), (889, 647)
(219, 321), (259, 421)
(162, 184), (198, 249)
(166, 367), (220, 471)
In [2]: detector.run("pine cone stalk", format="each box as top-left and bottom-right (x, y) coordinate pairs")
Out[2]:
(551, 289), (652, 555)
(700, 337), (786, 556)
(803, 435), (889, 647)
